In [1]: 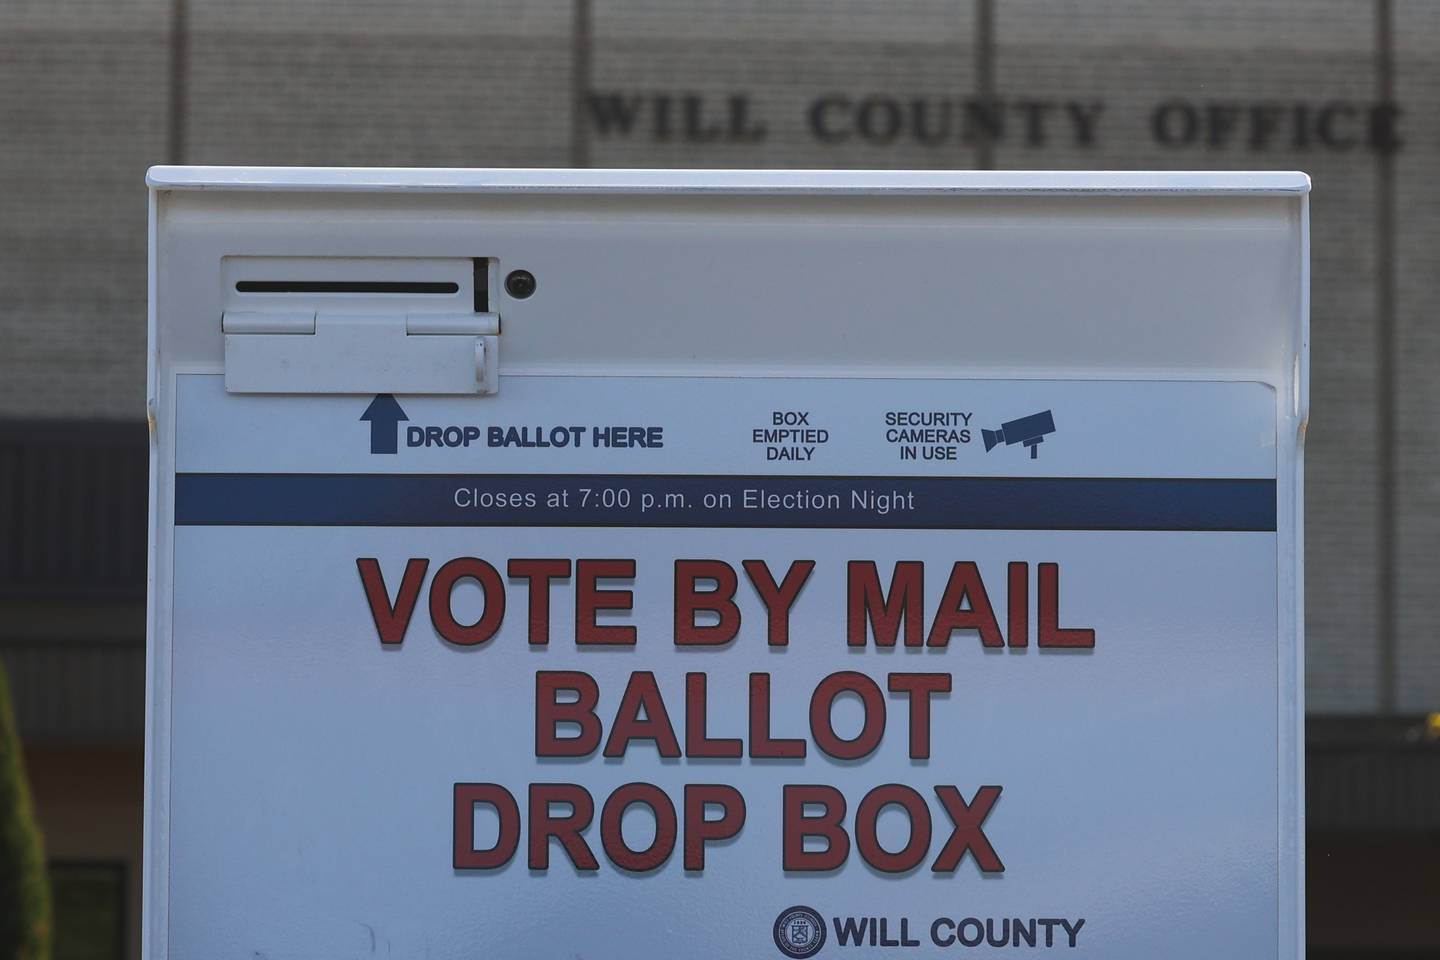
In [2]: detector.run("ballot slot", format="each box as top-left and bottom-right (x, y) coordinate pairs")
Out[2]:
(234, 279), (462, 295)
(223, 256), (482, 313)
(220, 256), (500, 395)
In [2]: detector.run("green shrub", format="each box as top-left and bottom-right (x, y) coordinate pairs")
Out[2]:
(0, 663), (50, 960)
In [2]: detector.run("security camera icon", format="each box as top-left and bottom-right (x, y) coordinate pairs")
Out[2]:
(982, 410), (1056, 459)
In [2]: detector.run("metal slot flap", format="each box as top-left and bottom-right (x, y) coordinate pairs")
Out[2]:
(220, 257), (499, 395)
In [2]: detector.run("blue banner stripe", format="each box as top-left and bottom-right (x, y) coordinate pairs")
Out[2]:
(173, 473), (1276, 532)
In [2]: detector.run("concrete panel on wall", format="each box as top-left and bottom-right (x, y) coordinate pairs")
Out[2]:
(1393, 1), (1440, 714)
(185, 0), (574, 167)
(0, 0), (170, 419)
(997, 0), (1388, 713)
(590, 0), (976, 169)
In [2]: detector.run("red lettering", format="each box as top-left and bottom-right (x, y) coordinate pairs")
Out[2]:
(576, 559), (636, 645)
(782, 785), (849, 871)
(887, 673), (951, 759)
(1007, 561), (1029, 648)
(507, 558), (571, 645)
(452, 782), (519, 869)
(749, 673), (806, 758)
(429, 557), (505, 646)
(742, 559), (815, 646)
(600, 782), (677, 872)
(535, 671), (602, 757)
(356, 557), (428, 645)
(926, 561), (1003, 648)
(1037, 563), (1094, 648)
(683, 784), (746, 870)
(855, 784), (931, 873)
(809, 672), (886, 760)
(932, 785), (1004, 873)
(847, 561), (924, 647)
(604, 671), (681, 758)
(528, 783), (598, 870)
(673, 560), (740, 646)
(685, 673), (742, 758)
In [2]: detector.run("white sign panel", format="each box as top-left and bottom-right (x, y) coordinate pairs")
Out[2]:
(146, 169), (1308, 960)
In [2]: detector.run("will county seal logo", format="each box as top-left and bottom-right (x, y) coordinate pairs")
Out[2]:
(773, 905), (826, 958)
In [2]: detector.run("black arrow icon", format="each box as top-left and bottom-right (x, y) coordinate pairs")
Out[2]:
(360, 394), (408, 455)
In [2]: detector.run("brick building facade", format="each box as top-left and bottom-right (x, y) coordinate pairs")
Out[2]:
(2, 1), (1437, 956)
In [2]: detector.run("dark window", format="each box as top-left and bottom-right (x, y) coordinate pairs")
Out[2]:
(0, 422), (148, 600)
(50, 861), (125, 960)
